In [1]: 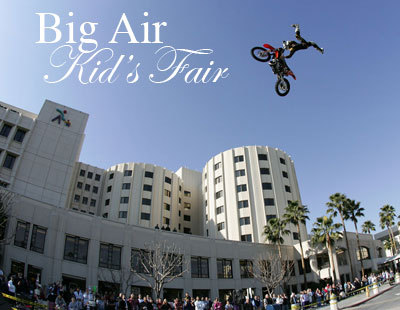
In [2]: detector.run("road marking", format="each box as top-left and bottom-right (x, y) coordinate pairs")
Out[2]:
(396, 293), (400, 296)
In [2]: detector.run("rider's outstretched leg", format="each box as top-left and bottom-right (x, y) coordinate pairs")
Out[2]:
(309, 41), (324, 54)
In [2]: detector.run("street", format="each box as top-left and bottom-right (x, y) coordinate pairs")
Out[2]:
(349, 284), (400, 309)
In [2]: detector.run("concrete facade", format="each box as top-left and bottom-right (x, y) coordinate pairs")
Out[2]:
(0, 99), (387, 299)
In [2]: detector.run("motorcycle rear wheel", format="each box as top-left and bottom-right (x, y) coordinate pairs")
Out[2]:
(275, 78), (290, 96)
(251, 47), (271, 62)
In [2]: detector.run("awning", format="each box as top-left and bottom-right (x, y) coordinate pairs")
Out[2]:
(376, 252), (400, 264)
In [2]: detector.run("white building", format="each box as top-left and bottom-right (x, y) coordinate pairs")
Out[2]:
(0, 99), (386, 299)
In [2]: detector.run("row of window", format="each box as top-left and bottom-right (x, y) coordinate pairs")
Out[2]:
(0, 123), (28, 143)
(73, 195), (96, 207)
(77, 182), (99, 194)
(79, 169), (101, 181)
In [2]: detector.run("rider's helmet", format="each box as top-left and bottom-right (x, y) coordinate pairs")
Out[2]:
(282, 41), (290, 49)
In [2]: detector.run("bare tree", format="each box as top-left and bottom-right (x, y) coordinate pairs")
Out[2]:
(98, 266), (136, 296)
(0, 188), (17, 245)
(136, 240), (189, 299)
(251, 252), (295, 297)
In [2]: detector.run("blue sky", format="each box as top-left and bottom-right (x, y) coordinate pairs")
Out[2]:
(1, 0), (399, 233)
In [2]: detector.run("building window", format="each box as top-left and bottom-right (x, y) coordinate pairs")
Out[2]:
(217, 222), (225, 231)
(109, 173), (114, 180)
(14, 221), (30, 248)
(316, 253), (330, 270)
(239, 217), (250, 226)
(280, 158), (286, 165)
(235, 169), (245, 177)
(165, 176), (172, 184)
(80, 169), (86, 177)
(216, 206), (224, 215)
(285, 185), (291, 193)
(260, 168), (270, 175)
(131, 248), (151, 274)
(204, 186), (207, 192)
(119, 211), (127, 218)
(164, 189), (171, 197)
(143, 184), (152, 191)
(144, 171), (153, 178)
(179, 185), (182, 191)
(179, 211), (181, 217)
(240, 260), (254, 278)
(63, 235), (89, 264)
(234, 155), (244, 163)
(184, 191), (191, 197)
(85, 184), (91, 191)
(90, 199), (96, 207)
(13, 128), (27, 143)
(30, 225), (47, 254)
(122, 183), (131, 190)
(95, 174), (101, 181)
(179, 197), (182, 204)
(292, 232), (299, 240)
(77, 182), (83, 189)
(164, 203), (171, 211)
(215, 190), (223, 199)
(99, 243), (122, 270)
(184, 227), (191, 234)
(74, 195), (80, 203)
(120, 197), (129, 204)
(264, 198), (275, 206)
(214, 162), (221, 170)
(297, 258), (311, 274)
(217, 259), (233, 278)
(92, 186), (98, 194)
(266, 215), (277, 222)
(258, 154), (268, 161)
(238, 200), (249, 209)
(184, 202), (191, 210)
(87, 172), (93, 179)
(357, 247), (371, 261)
(184, 215), (191, 222)
(215, 176), (222, 184)
(282, 171), (288, 178)
(82, 197), (88, 205)
(236, 184), (247, 192)
(191, 257), (209, 278)
(241, 234), (252, 242)
(141, 213), (150, 220)
(3, 153), (17, 169)
(107, 186), (112, 192)
(262, 182), (272, 190)
(0, 124), (12, 137)
(124, 170), (132, 176)
(105, 199), (110, 206)
(337, 249), (348, 266)
(142, 198), (151, 205)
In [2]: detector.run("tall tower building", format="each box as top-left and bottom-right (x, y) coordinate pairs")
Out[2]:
(203, 146), (307, 245)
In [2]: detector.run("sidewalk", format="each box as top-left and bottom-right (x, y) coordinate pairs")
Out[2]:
(318, 283), (397, 309)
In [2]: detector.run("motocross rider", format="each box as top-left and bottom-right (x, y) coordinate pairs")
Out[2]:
(284, 24), (324, 59)
(263, 43), (296, 80)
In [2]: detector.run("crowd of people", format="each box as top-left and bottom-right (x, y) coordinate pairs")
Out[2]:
(0, 269), (396, 310)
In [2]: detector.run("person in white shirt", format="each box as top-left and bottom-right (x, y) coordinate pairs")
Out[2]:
(8, 278), (16, 296)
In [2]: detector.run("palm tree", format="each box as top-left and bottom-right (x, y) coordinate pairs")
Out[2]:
(383, 240), (392, 252)
(263, 217), (290, 259)
(379, 204), (397, 255)
(284, 201), (310, 288)
(326, 193), (354, 280)
(345, 199), (365, 277)
(311, 215), (342, 284)
(362, 221), (376, 234)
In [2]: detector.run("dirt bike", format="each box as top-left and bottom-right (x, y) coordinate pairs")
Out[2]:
(251, 45), (296, 97)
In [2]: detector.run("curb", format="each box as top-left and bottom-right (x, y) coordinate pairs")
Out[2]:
(342, 284), (398, 308)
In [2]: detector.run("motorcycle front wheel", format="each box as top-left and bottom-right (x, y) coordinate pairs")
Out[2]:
(251, 47), (271, 62)
(275, 78), (290, 96)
